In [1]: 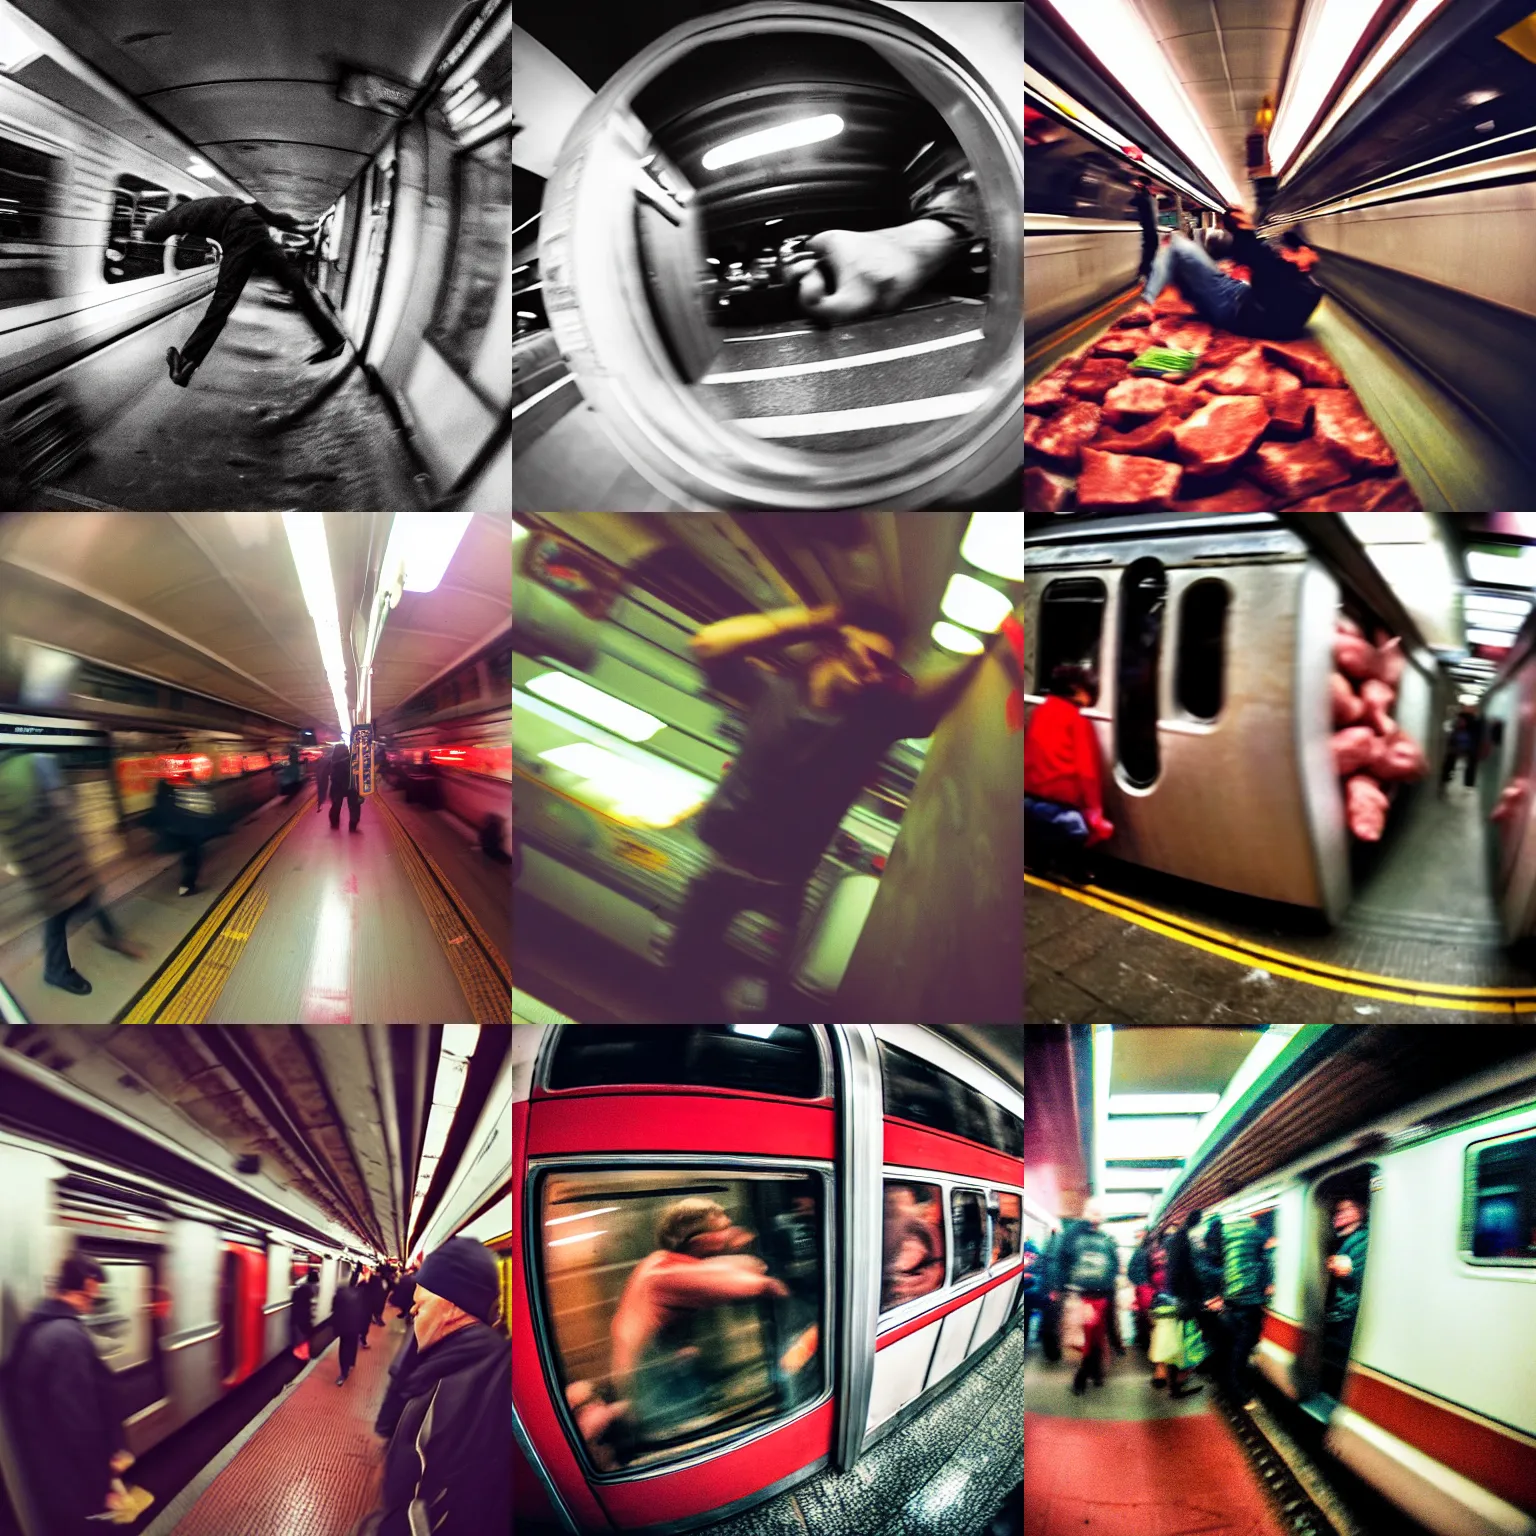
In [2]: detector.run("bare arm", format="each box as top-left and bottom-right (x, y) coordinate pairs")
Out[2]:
(653, 1259), (790, 1306)
(689, 602), (841, 667)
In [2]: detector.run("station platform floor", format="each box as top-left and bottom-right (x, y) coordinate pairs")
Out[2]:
(0, 779), (510, 1025)
(26, 278), (424, 512)
(141, 1317), (407, 1536)
(1027, 778), (1536, 1024)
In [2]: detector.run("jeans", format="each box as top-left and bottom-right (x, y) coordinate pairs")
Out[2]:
(1142, 233), (1248, 331)
(667, 851), (809, 1022)
(42, 890), (121, 981)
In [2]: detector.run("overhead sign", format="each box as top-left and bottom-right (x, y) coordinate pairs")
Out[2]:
(354, 723), (374, 795)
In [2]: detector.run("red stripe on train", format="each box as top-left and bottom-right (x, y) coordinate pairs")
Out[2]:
(1260, 1312), (1305, 1354)
(883, 1118), (1024, 1187)
(527, 1093), (837, 1160)
(1342, 1368), (1536, 1516)
(875, 1265), (1021, 1350)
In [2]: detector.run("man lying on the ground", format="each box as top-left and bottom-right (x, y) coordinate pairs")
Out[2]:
(1141, 207), (1324, 341)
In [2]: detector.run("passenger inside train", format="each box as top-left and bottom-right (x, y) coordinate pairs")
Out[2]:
(1026, 1024), (1536, 1536)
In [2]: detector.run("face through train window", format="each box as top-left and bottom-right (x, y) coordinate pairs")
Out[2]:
(536, 1168), (825, 1474)
(991, 1192), (1021, 1266)
(881, 1180), (946, 1313)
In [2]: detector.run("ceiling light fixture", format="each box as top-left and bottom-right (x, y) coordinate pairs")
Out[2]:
(939, 573), (1013, 634)
(380, 512), (473, 597)
(702, 114), (843, 170)
(282, 512), (352, 737)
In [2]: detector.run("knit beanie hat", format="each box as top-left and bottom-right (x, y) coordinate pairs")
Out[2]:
(414, 1237), (499, 1324)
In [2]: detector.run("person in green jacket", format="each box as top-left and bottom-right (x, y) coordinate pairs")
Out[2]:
(1322, 1197), (1369, 1398)
(1212, 1212), (1270, 1405)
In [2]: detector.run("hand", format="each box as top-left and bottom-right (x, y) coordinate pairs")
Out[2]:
(789, 223), (954, 323)
(109, 1450), (134, 1474)
(1327, 1254), (1353, 1278)
(766, 1277), (791, 1299)
(1223, 207), (1254, 233)
(1205, 1297), (1224, 1312)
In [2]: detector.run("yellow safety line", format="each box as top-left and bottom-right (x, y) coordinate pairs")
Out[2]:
(1028, 874), (1536, 1014)
(120, 798), (309, 1025)
(377, 793), (510, 1024)
(157, 888), (270, 1025)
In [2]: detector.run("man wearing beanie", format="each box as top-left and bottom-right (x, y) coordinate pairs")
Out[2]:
(360, 1237), (509, 1536)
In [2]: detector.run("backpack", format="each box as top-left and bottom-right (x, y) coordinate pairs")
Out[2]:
(1068, 1236), (1115, 1291)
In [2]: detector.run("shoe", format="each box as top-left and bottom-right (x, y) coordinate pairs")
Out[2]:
(1151, 1377), (1167, 1389)
(348, 824), (359, 833)
(43, 968), (91, 995)
(306, 340), (345, 365)
(179, 885), (199, 897)
(336, 1374), (347, 1386)
(1170, 1382), (1204, 1399)
(165, 347), (196, 387)
(1070, 1376), (1085, 1396)
(98, 934), (147, 959)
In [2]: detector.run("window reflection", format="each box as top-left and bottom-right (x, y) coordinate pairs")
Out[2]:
(539, 1169), (824, 1473)
(951, 1189), (987, 1284)
(991, 1192), (1021, 1266)
(881, 1180), (945, 1313)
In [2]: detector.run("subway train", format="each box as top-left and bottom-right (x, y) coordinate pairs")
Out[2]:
(1475, 613), (1536, 945)
(0, 1), (510, 509)
(513, 1024), (1024, 1533)
(1191, 1059), (1536, 1536)
(1023, 514), (1446, 922)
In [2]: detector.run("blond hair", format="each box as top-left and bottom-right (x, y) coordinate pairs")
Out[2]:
(657, 1197), (725, 1252)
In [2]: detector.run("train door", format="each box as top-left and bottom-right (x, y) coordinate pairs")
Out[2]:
(217, 1242), (268, 1388)
(516, 1024), (836, 1533)
(1296, 1163), (1376, 1416)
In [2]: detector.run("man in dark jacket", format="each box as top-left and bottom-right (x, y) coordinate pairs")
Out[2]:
(1058, 1200), (1120, 1395)
(151, 767), (225, 897)
(314, 746), (332, 813)
(1322, 1197), (1369, 1399)
(1215, 1213), (1271, 1406)
(328, 736), (363, 832)
(1131, 176), (1160, 280)
(333, 1270), (371, 1385)
(362, 1266), (387, 1339)
(143, 195), (345, 386)
(388, 1267), (417, 1322)
(1161, 1209), (1209, 1399)
(289, 1268), (319, 1358)
(2, 1256), (132, 1536)
(361, 1237), (510, 1536)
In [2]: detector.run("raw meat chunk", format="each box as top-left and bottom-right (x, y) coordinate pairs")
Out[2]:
(1261, 339), (1346, 387)
(1092, 333), (1145, 358)
(1249, 439), (1352, 501)
(1024, 466), (1072, 513)
(1375, 635), (1405, 687)
(1345, 775), (1389, 841)
(1265, 391), (1314, 440)
(1076, 448), (1183, 510)
(1032, 400), (1102, 467)
(1066, 357), (1131, 401)
(1372, 730), (1427, 783)
(1024, 362), (1073, 413)
(1195, 336), (1256, 373)
(1307, 389), (1396, 471)
(1172, 396), (1270, 474)
(1333, 726), (1377, 777)
(1205, 346), (1301, 399)
(1337, 616), (1363, 637)
(1113, 303), (1156, 328)
(1333, 630), (1378, 683)
(1092, 409), (1183, 456)
(1285, 483), (1380, 511)
(1025, 412), (1048, 451)
(1170, 481), (1276, 512)
(1360, 677), (1396, 734)
(1360, 475), (1419, 509)
(1147, 318), (1212, 353)
(1331, 673), (1365, 727)
(1102, 377), (1184, 424)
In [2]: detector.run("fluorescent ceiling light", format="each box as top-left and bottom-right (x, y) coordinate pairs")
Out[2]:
(1108, 1093), (1220, 1114)
(1101, 1117), (1208, 1161)
(961, 512), (1024, 582)
(282, 512), (352, 736)
(1342, 511), (1430, 543)
(702, 114), (843, 170)
(1462, 611), (1525, 632)
(1468, 628), (1516, 647)
(1467, 549), (1536, 586)
(940, 573), (1012, 634)
(1463, 595), (1531, 616)
(525, 673), (663, 742)
(1270, 0), (1381, 175)
(1043, 2), (1243, 206)
(731, 1024), (779, 1039)
(546, 1206), (619, 1226)
(1100, 1167), (1178, 1191)
(1099, 1192), (1153, 1217)
(0, 11), (39, 71)
(537, 742), (711, 826)
(931, 620), (985, 656)
(381, 512), (473, 595)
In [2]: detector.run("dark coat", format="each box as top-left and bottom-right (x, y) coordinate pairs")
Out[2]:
(1163, 1228), (1204, 1313)
(389, 1273), (416, 1315)
(365, 1273), (386, 1316)
(152, 778), (224, 846)
(328, 743), (356, 800)
(2, 1298), (125, 1531)
(375, 1320), (510, 1536)
(289, 1278), (318, 1347)
(0, 752), (95, 919)
(373, 1331), (418, 1439)
(333, 1281), (371, 1339)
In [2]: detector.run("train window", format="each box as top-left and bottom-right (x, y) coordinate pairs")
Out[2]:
(546, 1025), (821, 1098)
(882, 1180), (946, 1313)
(950, 1189), (988, 1284)
(1035, 578), (1105, 697)
(1116, 558), (1166, 788)
(84, 1259), (152, 1374)
(427, 132), (512, 381)
(878, 1041), (1022, 1158)
(0, 134), (59, 307)
(104, 175), (171, 284)
(991, 1192), (1022, 1265)
(173, 233), (219, 271)
(535, 1167), (826, 1475)
(1464, 1131), (1536, 1263)
(1176, 580), (1229, 721)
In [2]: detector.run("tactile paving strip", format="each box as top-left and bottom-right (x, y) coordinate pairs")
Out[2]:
(377, 793), (511, 1024)
(157, 887), (270, 1025)
(169, 1323), (406, 1536)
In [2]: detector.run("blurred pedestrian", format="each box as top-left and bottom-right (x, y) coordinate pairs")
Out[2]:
(366, 1265), (387, 1331)
(1058, 1199), (1120, 1395)
(1131, 176), (1160, 280)
(1158, 1211), (1207, 1399)
(328, 734), (362, 832)
(151, 762), (225, 897)
(1021, 1238), (1041, 1346)
(333, 1269), (370, 1385)
(1442, 709), (1483, 792)
(1218, 1211), (1269, 1406)
(0, 748), (145, 995)
(389, 1266), (417, 1323)
(1127, 1227), (1154, 1352)
(314, 744), (332, 812)
(1025, 663), (1114, 881)
(1322, 1196), (1369, 1399)
(0, 1255), (135, 1535)
(289, 1267), (319, 1360)
(1195, 1215), (1231, 1390)
(357, 1238), (510, 1536)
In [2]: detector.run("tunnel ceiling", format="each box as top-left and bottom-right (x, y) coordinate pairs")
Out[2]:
(11, 0), (467, 216)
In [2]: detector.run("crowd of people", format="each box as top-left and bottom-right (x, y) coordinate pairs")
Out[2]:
(1022, 1196), (1368, 1411)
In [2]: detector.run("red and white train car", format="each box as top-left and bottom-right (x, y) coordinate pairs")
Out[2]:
(512, 1024), (1024, 1533)
(1202, 1058), (1536, 1536)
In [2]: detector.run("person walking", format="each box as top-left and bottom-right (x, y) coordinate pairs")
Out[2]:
(314, 745), (332, 813)
(364, 1265), (387, 1338)
(289, 1267), (319, 1360)
(0, 1255), (134, 1536)
(1131, 176), (1160, 280)
(1148, 1220), (1204, 1398)
(327, 735), (362, 832)
(1194, 1214), (1231, 1391)
(1025, 663), (1115, 879)
(1127, 1228), (1154, 1353)
(357, 1238), (510, 1536)
(389, 1266), (417, 1324)
(143, 195), (346, 386)
(1321, 1197), (1369, 1399)
(150, 766), (225, 897)
(1216, 1212), (1270, 1406)
(0, 748), (146, 995)
(1058, 1199), (1120, 1395)
(333, 1269), (370, 1385)
(1021, 1239), (1042, 1347)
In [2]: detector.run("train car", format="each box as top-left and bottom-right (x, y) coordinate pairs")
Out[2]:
(1476, 612), (1536, 945)
(1024, 513), (1446, 921)
(1191, 1058), (1536, 1536)
(513, 1023), (1023, 1533)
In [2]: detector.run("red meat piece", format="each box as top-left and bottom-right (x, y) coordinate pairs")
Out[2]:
(1032, 400), (1102, 467)
(1114, 303), (1156, 328)
(1196, 336), (1256, 373)
(1024, 362), (1074, 413)
(1334, 630), (1378, 683)
(1204, 346), (1301, 399)
(1092, 333), (1145, 358)
(1170, 481), (1276, 511)
(1024, 412), (1047, 452)
(1376, 636), (1405, 687)
(1337, 616), (1364, 637)
(1076, 448), (1183, 510)
(1102, 377), (1184, 424)
(1307, 389), (1396, 471)
(1147, 318), (1212, 353)
(1092, 409), (1183, 456)
(1285, 483), (1380, 511)
(1172, 396), (1271, 474)
(1249, 439), (1353, 501)
(1332, 673), (1365, 727)
(1265, 392), (1314, 440)
(1360, 677), (1397, 734)
(1333, 726), (1377, 777)
(1345, 775), (1389, 841)
(1360, 475), (1420, 509)
(1261, 339), (1346, 388)
(1024, 466), (1072, 513)
(1372, 730), (1427, 783)
(1066, 358), (1131, 402)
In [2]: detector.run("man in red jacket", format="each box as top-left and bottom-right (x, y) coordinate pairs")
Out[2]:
(1025, 663), (1113, 877)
